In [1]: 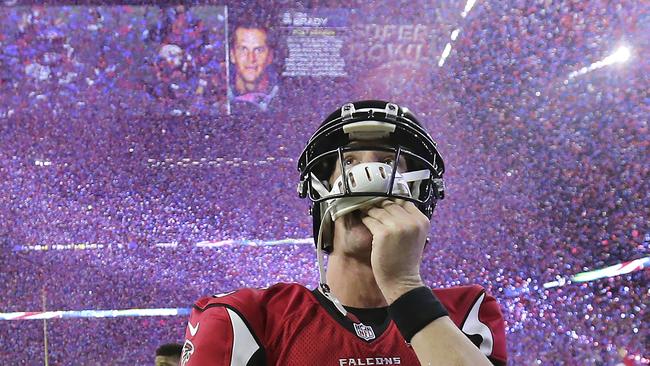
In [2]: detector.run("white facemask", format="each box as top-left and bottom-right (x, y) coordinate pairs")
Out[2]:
(311, 162), (430, 221)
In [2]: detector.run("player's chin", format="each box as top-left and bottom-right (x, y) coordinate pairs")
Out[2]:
(242, 72), (260, 83)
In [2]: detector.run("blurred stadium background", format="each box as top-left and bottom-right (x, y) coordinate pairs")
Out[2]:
(0, 0), (648, 364)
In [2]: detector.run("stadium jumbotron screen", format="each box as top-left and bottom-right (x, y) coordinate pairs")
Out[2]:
(1, 1), (647, 365)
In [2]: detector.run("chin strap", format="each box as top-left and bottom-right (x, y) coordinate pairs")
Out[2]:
(316, 205), (348, 316)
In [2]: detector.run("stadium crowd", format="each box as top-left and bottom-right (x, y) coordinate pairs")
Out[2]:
(1, 0), (648, 364)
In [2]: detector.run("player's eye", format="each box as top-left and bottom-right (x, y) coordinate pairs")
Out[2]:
(383, 157), (395, 165)
(343, 157), (355, 166)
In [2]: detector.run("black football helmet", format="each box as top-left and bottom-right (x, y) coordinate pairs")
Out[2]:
(297, 100), (445, 253)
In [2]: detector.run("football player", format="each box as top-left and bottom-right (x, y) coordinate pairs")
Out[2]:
(181, 100), (507, 365)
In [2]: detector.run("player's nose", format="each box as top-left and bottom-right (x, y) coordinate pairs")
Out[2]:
(359, 151), (385, 163)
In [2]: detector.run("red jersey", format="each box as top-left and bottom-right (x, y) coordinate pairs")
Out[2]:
(181, 283), (507, 366)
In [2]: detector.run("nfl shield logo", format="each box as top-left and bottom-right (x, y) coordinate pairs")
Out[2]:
(353, 323), (376, 341)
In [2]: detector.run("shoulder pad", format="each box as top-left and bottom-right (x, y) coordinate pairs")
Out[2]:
(433, 285), (507, 365)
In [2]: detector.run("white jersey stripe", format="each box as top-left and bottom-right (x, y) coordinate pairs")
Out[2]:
(460, 293), (494, 357)
(227, 308), (261, 366)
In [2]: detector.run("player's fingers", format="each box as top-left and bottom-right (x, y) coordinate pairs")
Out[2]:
(360, 215), (387, 237)
(391, 199), (431, 228)
(392, 198), (416, 211)
(379, 199), (403, 212)
(396, 199), (422, 215)
(367, 204), (411, 231)
(366, 205), (392, 224)
(379, 199), (409, 216)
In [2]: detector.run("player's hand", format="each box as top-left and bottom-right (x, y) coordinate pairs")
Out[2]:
(360, 198), (429, 303)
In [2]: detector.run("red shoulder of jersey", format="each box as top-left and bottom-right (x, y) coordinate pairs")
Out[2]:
(434, 285), (508, 366)
(181, 283), (314, 366)
(192, 283), (314, 337)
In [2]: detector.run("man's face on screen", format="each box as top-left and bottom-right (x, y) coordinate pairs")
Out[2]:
(231, 28), (273, 86)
